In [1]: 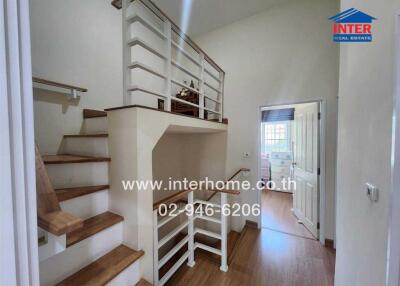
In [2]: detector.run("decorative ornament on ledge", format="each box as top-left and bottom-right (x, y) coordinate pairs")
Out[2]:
(178, 80), (199, 97)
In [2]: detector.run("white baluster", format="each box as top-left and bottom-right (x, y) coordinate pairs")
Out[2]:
(199, 53), (205, 119)
(220, 192), (228, 272)
(187, 191), (195, 267)
(122, 0), (130, 105)
(164, 20), (172, 112)
(218, 72), (224, 122)
(153, 210), (159, 286)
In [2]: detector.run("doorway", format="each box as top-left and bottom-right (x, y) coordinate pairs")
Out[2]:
(259, 101), (322, 240)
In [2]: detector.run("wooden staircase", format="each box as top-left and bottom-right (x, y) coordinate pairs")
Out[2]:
(37, 109), (146, 285)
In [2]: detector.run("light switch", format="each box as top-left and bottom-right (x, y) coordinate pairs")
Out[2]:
(366, 183), (379, 202)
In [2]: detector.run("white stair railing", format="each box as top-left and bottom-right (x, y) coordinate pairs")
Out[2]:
(122, 0), (225, 122)
(153, 190), (237, 286)
(193, 193), (229, 272)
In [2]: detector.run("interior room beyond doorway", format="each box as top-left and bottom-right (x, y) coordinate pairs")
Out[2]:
(260, 102), (321, 240)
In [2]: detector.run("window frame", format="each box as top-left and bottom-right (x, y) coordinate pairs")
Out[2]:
(261, 120), (292, 154)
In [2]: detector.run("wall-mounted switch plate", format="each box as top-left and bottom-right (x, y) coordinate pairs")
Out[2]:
(366, 183), (379, 202)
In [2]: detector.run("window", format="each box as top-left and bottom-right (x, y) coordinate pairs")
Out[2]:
(262, 121), (291, 154)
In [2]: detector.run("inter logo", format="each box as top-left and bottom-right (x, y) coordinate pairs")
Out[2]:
(329, 8), (376, 42)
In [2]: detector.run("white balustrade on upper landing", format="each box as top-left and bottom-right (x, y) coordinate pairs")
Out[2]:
(121, 0), (225, 122)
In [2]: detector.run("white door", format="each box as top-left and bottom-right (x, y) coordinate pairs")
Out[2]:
(292, 103), (319, 238)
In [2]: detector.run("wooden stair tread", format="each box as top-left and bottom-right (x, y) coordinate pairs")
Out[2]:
(67, 212), (123, 247)
(64, 134), (108, 138)
(83, 109), (107, 118)
(56, 244), (144, 286)
(38, 211), (83, 236)
(43, 154), (111, 164)
(55, 185), (110, 202)
(135, 279), (152, 286)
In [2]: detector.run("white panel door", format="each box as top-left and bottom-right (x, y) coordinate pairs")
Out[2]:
(293, 103), (319, 238)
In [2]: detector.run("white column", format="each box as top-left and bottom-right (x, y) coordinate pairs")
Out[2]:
(187, 191), (195, 267)
(153, 210), (159, 286)
(164, 20), (172, 111)
(0, 0), (39, 284)
(220, 192), (228, 272)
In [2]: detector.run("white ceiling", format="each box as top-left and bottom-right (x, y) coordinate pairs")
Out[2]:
(152, 0), (286, 37)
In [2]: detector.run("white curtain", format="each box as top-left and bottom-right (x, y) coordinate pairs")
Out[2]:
(0, 0), (39, 285)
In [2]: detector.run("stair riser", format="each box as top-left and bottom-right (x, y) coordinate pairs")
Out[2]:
(82, 117), (108, 134)
(46, 162), (109, 188)
(38, 231), (66, 262)
(106, 260), (141, 286)
(60, 190), (109, 219)
(62, 137), (109, 157)
(40, 222), (123, 286)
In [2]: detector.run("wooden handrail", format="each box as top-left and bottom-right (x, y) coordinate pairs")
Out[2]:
(32, 77), (88, 92)
(153, 189), (191, 210)
(200, 188), (240, 195)
(207, 168), (250, 201)
(227, 168), (250, 181)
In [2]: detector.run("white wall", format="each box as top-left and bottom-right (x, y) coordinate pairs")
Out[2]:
(30, 0), (123, 154)
(335, 1), (398, 286)
(152, 131), (228, 257)
(153, 132), (227, 202)
(152, 134), (186, 202)
(195, 0), (339, 239)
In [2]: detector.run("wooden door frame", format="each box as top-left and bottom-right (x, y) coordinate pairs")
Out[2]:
(386, 11), (400, 286)
(257, 99), (328, 245)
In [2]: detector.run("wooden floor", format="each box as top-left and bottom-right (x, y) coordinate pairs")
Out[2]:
(262, 190), (315, 239)
(166, 227), (335, 286)
(166, 190), (335, 286)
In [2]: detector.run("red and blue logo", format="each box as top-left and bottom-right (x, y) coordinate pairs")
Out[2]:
(329, 8), (376, 42)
